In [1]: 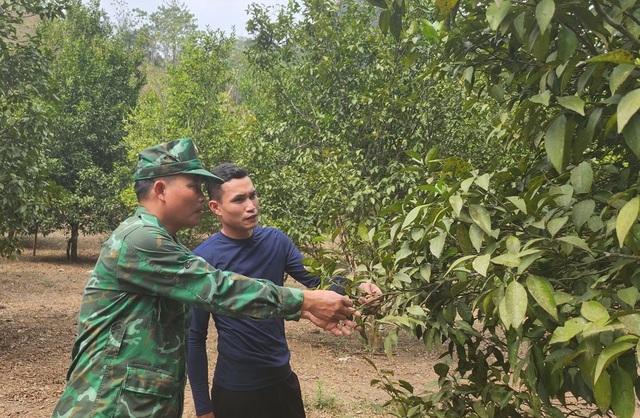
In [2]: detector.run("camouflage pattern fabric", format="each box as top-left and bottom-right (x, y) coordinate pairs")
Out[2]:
(133, 138), (223, 182)
(52, 207), (303, 417)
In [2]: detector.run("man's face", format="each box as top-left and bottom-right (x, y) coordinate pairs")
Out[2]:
(160, 174), (207, 234)
(209, 176), (259, 239)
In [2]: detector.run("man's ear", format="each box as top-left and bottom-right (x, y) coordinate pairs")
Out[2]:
(208, 199), (222, 215)
(153, 179), (167, 202)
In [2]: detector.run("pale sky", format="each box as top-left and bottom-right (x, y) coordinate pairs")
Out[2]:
(98, 0), (286, 37)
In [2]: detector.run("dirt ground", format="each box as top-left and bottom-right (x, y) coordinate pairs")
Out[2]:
(0, 232), (439, 417)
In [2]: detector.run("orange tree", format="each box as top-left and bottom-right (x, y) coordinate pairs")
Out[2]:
(241, 0), (497, 251)
(350, 0), (640, 416)
(0, 0), (66, 257)
(42, 0), (145, 260)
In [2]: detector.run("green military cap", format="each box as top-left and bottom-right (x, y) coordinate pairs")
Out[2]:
(133, 138), (223, 182)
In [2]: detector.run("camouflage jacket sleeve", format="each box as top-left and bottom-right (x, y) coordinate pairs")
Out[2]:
(111, 208), (304, 319)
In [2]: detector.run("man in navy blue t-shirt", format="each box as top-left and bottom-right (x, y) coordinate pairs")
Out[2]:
(187, 164), (380, 418)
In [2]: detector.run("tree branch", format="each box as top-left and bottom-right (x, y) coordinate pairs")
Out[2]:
(591, 0), (640, 49)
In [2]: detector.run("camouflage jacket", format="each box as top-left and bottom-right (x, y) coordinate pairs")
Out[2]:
(52, 207), (303, 417)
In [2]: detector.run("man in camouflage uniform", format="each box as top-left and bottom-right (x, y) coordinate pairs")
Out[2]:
(52, 138), (357, 417)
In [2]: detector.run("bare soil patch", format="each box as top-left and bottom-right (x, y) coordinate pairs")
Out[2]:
(0, 232), (440, 417)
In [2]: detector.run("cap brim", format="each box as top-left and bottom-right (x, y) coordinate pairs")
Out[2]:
(189, 169), (224, 183)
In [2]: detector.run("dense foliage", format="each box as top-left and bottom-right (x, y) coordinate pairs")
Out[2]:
(241, 0), (496, 250)
(347, 0), (640, 416)
(0, 0), (66, 257)
(3, 0), (640, 416)
(42, 0), (145, 260)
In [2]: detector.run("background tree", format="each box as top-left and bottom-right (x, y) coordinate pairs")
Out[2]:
(241, 0), (496, 255)
(0, 0), (66, 257)
(42, 0), (145, 260)
(133, 0), (198, 68)
(123, 27), (239, 243)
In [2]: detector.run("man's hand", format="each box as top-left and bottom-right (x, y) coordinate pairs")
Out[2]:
(357, 282), (383, 313)
(301, 310), (362, 336)
(301, 289), (359, 322)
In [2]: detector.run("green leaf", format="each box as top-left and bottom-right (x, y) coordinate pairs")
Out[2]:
(434, 362), (449, 377)
(499, 280), (527, 329)
(581, 300), (610, 322)
(469, 204), (492, 235)
(506, 196), (527, 214)
(526, 275), (558, 320)
(513, 11), (525, 39)
(554, 291), (574, 305)
(557, 95), (585, 116)
(419, 264), (432, 282)
(395, 247), (413, 264)
(610, 64), (635, 95)
(611, 367), (636, 418)
(384, 330), (398, 357)
(593, 336), (638, 385)
(449, 195), (463, 217)
(456, 223), (474, 255)
(586, 50), (634, 64)
(572, 199), (595, 230)
(491, 254), (521, 267)
(617, 287), (640, 307)
(576, 107), (603, 156)
(472, 254), (491, 277)
(550, 184), (574, 207)
(617, 88), (640, 133)
(570, 161), (593, 194)
(616, 196), (640, 247)
(547, 216), (568, 237)
(463, 66), (474, 85)
(475, 173), (491, 191)
(557, 26), (578, 62)
(619, 313), (640, 335)
(469, 224), (484, 252)
(517, 251), (543, 274)
(535, 0), (555, 33)
(506, 235), (520, 254)
(531, 90), (551, 106)
(402, 205), (425, 230)
(406, 305), (426, 316)
(389, 7), (403, 40)
(436, 0), (457, 15)
(358, 222), (370, 242)
(379, 9), (391, 33)
(486, 0), (511, 31)
(545, 115), (567, 173)
(593, 370), (611, 413)
(429, 232), (447, 258)
(446, 254), (475, 274)
(622, 114), (640, 159)
(461, 177), (474, 192)
(393, 271), (412, 284)
(424, 146), (439, 163)
(549, 317), (588, 344)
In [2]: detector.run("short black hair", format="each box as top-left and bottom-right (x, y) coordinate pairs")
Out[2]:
(134, 178), (155, 201)
(134, 176), (181, 201)
(206, 163), (249, 201)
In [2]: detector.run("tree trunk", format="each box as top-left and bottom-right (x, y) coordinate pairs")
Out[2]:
(32, 223), (38, 256)
(67, 223), (79, 262)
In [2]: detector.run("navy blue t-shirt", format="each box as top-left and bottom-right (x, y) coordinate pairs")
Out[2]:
(187, 226), (320, 416)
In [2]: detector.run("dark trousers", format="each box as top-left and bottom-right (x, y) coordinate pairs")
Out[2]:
(211, 372), (306, 418)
